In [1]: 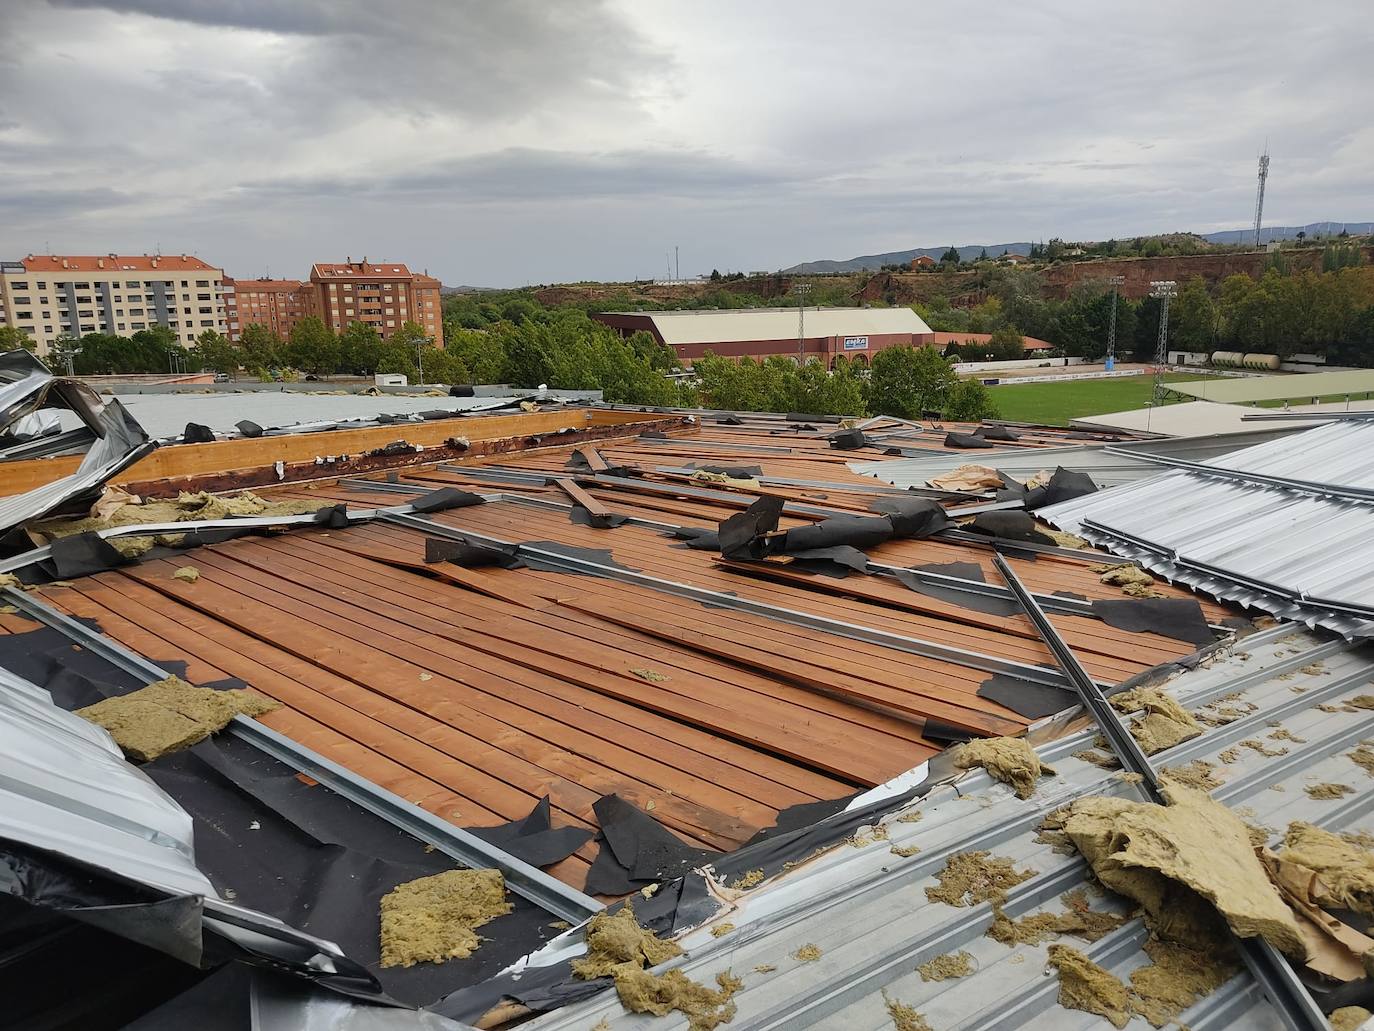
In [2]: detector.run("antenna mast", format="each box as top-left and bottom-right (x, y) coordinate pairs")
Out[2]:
(1253, 146), (1270, 248)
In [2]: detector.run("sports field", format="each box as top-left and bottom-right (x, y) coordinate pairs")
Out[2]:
(987, 373), (1207, 425)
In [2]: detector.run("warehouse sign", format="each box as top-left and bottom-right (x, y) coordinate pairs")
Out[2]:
(843, 336), (869, 350)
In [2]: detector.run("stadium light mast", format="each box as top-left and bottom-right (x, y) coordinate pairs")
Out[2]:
(1104, 275), (1125, 370)
(792, 282), (812, 363)
(1148, 280), (1178, 430)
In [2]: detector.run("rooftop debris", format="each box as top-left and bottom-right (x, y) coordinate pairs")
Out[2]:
(1127, 937), (1240, 1028)
(890, 843), (922, 858)
(171, 566), (199, 583)
(1072, 748), (1121, 770)
(35, 488), (325, 557)
(1160, 760), (1223, 792)
(1096, 563), (1164, 598)
(1279, 822), (1374, 919)
(986, 890), (1129, 946)
(1045, 529), (1090, 549)
(729, 869), (765, 890)
(1046, 944), (1131, 1029)
(954, 735), (1055, 800)
(881, 989), (932, 1031)
(916, 950), (974, 981)
(710, 923), (735, 938)
(609, 968), (741, 1031)
(1055, 784), (1307, 958)
(378, 869), (512, 967)
(1348, 745), (1374, 777)
(1108, 686), (1202, 755)
(925, 850), (1034, 908)
(76, 675), (280, 762)
(1306, 782), (1355, 800)
(1240, 738), (1289, 758)
(571, 902), (682, 980)
(791, 944), (822, 963)
(1332, 1006), (1374, 1031)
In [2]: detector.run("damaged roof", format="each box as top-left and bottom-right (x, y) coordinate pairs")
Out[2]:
(2, 373), (1372, 1028)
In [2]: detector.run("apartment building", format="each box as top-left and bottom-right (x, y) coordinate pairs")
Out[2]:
(309, 259), (444, 347)
(223, 278), (309, 342)
(0, 254), (226, 353)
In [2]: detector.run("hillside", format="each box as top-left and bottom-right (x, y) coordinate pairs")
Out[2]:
(784, 242), (1031, 274)
(785, 221), (1372, 275)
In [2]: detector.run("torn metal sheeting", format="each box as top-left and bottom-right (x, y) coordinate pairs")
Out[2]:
(0, 396), (153, 535)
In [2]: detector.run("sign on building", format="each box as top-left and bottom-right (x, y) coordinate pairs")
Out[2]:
(843, 336), (869, 351)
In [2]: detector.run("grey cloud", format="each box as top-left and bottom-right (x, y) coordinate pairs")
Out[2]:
(239, 148), (797, 203)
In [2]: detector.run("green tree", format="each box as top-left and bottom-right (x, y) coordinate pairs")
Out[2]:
(284, 316), (338, 375)
(944, 379), (1000, 421)
(445, 328), (506, 383)
(984, 325), (1024, 361)
(499, 323), (553, 386)
(940, 246), (961, 265)
(0, 326), (35, 352)
(1170, 278), (1217, 351)
(239, 323), (283, 370)
(419, 346), (470, 385)
(338, 321), (383, 375)
(192, 330), (241, 377)
(865, 345), (958, 418)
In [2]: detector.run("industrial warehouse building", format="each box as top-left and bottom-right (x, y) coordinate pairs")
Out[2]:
(593, 306), (932, 367)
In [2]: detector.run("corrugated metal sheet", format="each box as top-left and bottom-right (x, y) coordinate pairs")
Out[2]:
(1040, 421), (1374, 636)
(848, 429), (1297, 490)
(526, 625), (1374, 1030)
(602, 307), (931, 346)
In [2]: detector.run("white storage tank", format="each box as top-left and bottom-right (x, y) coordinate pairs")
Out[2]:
(1242, 353), (1281, 370)
(1211, 351), (1244, 367)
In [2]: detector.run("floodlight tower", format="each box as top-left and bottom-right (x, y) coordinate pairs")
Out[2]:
(1253, 147), (1270, 248)
(1149, 281), (1178, 425)
(1104, 275), (1126, 370)
(792, 282), (812, 363)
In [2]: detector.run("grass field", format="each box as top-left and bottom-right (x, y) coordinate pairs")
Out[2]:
(987, 373), (1208, 425)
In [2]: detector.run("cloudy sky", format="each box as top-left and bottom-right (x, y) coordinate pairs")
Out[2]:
(1, 1), (1369, 286)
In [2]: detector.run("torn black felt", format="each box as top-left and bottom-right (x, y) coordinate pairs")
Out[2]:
(311, 504), (351, 529)
(449, 384), (476, 397)
(977, 674), (1078, 719)
(892, 566), (1022, 617)
(410, 487), (484, 514)
(978, 424), (1021, 442)
(423, 537), (522, 569)
(869, 496), (952, 539)
(784, 545), (870, 577)
(665, 526), (719, 551)
(466, 797), (593, 870)
(717, 495), (783, 560)
(997, 471), (1027, 494)
(1090, 597), (1214, 647)
(826, 428), (867, 450)
(48, 532), (130, 579)
(568, 506), (628, 529)
(788, 413), (842, 424)
(1023, 466), (1099, 510)
(519, 541), (640, 574)
(965, 510), (1058, 546)
(714, 415), (743, 425)
(782, 515), (892, 553)
(922, 719), (978, 745)
(234, 420), (264, 439)
(181, 422), (216, 444)
(583, 794), (717, 896)
(944, 431), (995, 449)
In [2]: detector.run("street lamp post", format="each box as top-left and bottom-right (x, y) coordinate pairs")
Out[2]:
(1148, 280), (1178, 429)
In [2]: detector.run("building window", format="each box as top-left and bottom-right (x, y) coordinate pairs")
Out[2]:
(117, 323), (126, 330)
(16, 312), (32, 320)
(196, 280), (209, 287)
(125, 281), (140, 288)
(197, 293), (211, 301)
(13, 296), (30, 305)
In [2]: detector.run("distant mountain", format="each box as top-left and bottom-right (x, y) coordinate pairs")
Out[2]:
(1201, 222), (1373, 245)
(784, 243), (1031, 274)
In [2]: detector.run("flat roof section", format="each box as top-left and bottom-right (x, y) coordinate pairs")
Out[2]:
(1170, 368), (1374, 403)
(601, 307), (931, 346)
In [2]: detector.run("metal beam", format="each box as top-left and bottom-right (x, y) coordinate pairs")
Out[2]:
(991, 554), (1326, 1031)
(379, 510), (1093, 690)
(4, 587), (601, 924)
